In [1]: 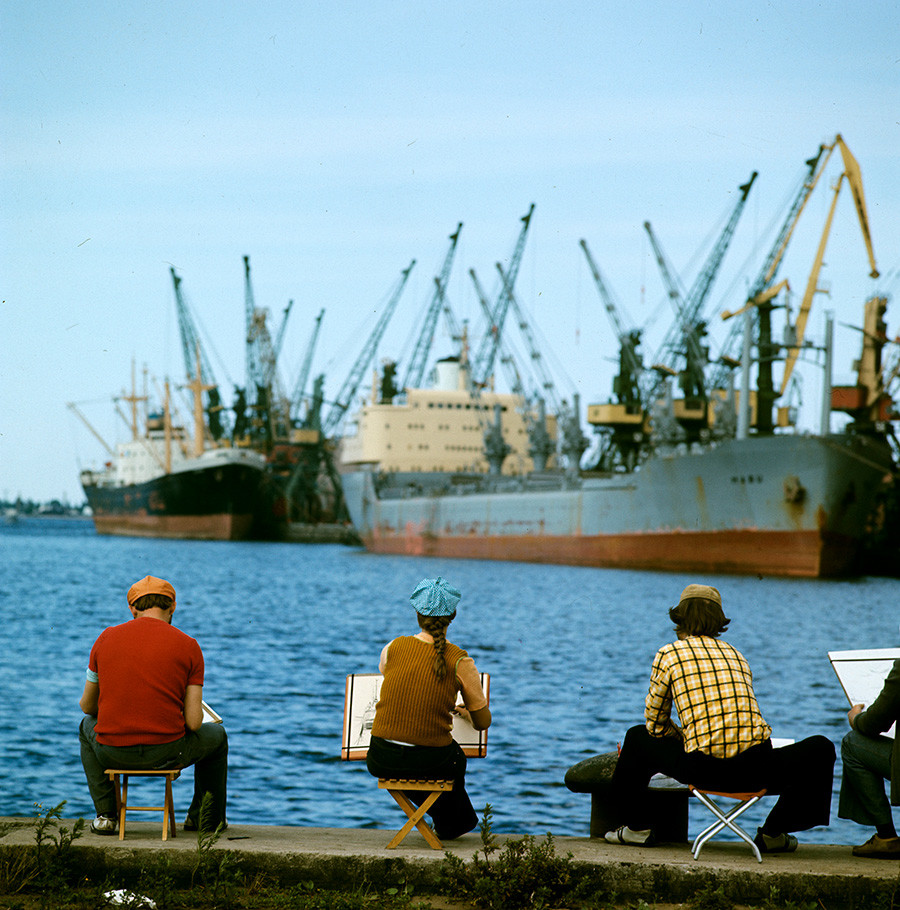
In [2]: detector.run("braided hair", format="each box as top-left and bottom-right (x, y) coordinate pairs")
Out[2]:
(417, 611), (455, 679)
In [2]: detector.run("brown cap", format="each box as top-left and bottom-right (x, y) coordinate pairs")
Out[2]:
(677, 583), (721, 607)
(127, 575), (176, 606)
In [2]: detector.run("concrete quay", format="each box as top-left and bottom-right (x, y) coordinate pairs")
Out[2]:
(2, 817), (898, 908)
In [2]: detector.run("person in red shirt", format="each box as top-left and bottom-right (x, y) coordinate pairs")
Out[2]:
(79, 575), (228, 835)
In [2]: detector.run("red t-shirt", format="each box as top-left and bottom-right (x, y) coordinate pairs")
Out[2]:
(89, 617), (204, 746)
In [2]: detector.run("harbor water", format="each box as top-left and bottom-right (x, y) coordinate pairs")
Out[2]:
(2, 516), (899, 845)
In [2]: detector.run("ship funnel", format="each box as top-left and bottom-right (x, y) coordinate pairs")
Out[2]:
(433, 357), (460, 391)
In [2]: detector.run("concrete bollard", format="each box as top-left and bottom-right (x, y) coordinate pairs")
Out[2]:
(564, 751), (689, 842)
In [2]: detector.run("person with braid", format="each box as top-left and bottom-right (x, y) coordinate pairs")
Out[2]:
(366, 576), (491, 840)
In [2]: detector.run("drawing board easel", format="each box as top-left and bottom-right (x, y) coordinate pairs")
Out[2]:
(341, 672), (490, 760)
(829, 648), (900, 738)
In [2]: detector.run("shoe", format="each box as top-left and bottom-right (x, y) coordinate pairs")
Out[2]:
(852, 834), (900, 859)
(754, 828), (798, 854)
(604, 825), (654, 846)
(90, 815), (117, 835)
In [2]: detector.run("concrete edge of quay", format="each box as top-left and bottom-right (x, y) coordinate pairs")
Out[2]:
(2, 818), (899, 908)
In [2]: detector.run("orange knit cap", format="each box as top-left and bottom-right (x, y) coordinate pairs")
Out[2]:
(127, 575), (176, 606)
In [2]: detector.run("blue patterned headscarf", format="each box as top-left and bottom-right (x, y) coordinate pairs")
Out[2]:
(409, 576), (461, 617)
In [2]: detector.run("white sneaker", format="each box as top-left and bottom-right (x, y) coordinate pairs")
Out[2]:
(91, 815), (117, 835)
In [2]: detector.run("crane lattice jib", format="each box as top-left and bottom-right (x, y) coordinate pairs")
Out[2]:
(470, 268), (527, 404)
(497, 263), (561, 415)
(322, 260), (416, 436)
(291, 308), (324, 422)
(402, 223), (463, 390)
(270, 299), (294, 385)
(243, 255), (265, 394)
(710, 144), (832, 389)
(170, 268), (216, 387)
(648, 172), (757, 373)
(579, 239), (643, 385)
(472, 204), (535, 387)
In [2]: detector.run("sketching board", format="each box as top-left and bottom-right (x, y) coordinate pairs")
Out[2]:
(829, 648), (900, 738)
(202, 700), (222, 724)
(341, 672), (489, 760)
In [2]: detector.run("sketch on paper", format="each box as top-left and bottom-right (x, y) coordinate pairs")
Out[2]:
(341, 672), (490, 759)
(829, 648), (900, 738)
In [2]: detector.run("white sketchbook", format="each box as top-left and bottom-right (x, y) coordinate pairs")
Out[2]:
(202, 700), (222, 724)
(829, 648), (900, 738)
(341, 672), (490, 760)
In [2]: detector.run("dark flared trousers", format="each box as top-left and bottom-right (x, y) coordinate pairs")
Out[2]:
(366, 735), (478, 840)
(611, 724), (835, 834)
(79, 715), (228, 829)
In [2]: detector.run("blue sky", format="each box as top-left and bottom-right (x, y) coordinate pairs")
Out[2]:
(3, 1), (899, 503)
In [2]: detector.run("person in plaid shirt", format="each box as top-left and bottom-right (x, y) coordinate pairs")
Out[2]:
(605, 584), (835, 852)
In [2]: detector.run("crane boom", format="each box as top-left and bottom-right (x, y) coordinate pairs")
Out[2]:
(496, 262), (560, 414)
(170, 268), (216, 386)
(402, 223), (463, 390)
(579, 238), (643, 387)
(648, 172), (757, 375)
(779, 136), (880, 395)
(469, 268), (527, 402)
(471, 204), (535, 386)
(322, 260), (416, 436)
(291, 308), (325, 422)
(711, 144), (832, 392)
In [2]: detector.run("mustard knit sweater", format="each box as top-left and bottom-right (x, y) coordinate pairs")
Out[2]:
(371, 636), (467, 747)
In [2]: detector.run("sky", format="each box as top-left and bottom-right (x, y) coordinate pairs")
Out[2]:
(3, 1), (899, 504)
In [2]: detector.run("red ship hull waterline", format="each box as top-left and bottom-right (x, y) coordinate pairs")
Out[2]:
(342, 432), (895, 579)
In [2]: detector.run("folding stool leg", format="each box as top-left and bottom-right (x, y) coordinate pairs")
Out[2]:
(162, 774), (174, 841)
(118, 775), (128, 841)
(385, 789), (444, 849)
(691, 791), (762, 862)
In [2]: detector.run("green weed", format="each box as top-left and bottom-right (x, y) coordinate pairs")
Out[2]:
(438, 804), (578, 909)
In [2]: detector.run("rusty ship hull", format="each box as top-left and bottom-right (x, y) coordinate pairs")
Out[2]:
(342, 431), (894, 578)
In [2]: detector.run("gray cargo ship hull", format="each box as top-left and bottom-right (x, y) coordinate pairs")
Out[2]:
(342, 433), (894, 577)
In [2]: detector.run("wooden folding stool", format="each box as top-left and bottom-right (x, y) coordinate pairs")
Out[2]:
(377, 778), (454, 849)
(689, 786), (767, 862)
(105, 769), (182, 841)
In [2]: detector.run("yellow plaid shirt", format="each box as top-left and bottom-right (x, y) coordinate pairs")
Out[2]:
(645, 636), (772, 758)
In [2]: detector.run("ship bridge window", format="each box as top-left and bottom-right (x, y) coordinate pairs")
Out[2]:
(731, 475), (763, 484)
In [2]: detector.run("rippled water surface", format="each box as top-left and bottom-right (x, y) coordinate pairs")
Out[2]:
(2, 516), (899, 844)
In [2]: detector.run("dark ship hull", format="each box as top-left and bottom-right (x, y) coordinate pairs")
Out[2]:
(81, 450), (277, 541)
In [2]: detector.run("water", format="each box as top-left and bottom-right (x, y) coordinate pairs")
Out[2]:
(2, 516), (899, 845)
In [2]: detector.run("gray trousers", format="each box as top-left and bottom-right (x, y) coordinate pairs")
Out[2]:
(838, 729), (894, 827)
(79, 715), (228, 827)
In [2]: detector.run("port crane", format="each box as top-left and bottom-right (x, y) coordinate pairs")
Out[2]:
(321, 260), (416, 437)
(242, 255), (295, 449)
(714, 135), (878, 435)
(495, 263), (589, 471)
(777, 138), (878, 400)
(468, 266), (546, 470)
(401, 224), (463, 390)
(579, 238), (648, 470)
(290, 308), (325, 427)
(643, 172), (756, 391)
(470, 204), (535, 389)
(640, 171), (756, 440)
(170, 267), (228, 442)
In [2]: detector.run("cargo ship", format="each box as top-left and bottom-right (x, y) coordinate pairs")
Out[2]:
(340, 138), (898, 578)
(75, 369), (278, 541)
